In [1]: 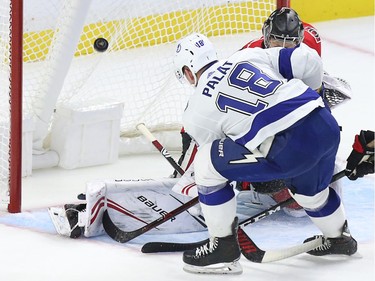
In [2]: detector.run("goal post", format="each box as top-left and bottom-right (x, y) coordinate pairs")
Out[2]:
(1, 0), (289, 213)
(8, 0), (23, 213)
(277, 0), (291, 8)
(1, 0), (23, 213)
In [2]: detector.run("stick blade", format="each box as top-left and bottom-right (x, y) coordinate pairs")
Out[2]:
(102, 210), (138, 243)
(238, 226), (323, 263)
(261, 236), (323, 262)
(141, 240), (208, 253)
(237, 227), (265, 263)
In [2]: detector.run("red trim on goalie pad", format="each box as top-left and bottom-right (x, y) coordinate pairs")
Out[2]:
(107, 199), (149, 224)
(181, 183), (196, 196)
(89, 196), (105, 225)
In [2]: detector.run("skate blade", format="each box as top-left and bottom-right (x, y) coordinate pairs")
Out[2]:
(183, 261), (243, 275)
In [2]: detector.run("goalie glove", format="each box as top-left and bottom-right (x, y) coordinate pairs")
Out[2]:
(235, 180), (286, 194)
(172, 130), (196, 178)
(251, 179), (287, 194)
(321, 71), (352, 109)
(345, 130), (375, 180)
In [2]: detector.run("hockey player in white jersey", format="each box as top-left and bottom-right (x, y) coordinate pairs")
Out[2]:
(173, 8), (352, 218)
(173, 33), (357, 274)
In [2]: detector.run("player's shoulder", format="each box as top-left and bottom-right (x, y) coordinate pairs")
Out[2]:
(293, 43), (322, 61)
(302, 22), (322, 56)
(241, 37), (264, 49)
(233, 46), (272, 62)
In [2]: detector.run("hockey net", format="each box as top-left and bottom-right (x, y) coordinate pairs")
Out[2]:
(1, 0), (287, 212)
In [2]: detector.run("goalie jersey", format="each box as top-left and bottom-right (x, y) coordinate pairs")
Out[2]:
(183, 44), (324, 150)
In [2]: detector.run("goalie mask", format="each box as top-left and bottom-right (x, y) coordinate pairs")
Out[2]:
(262, 8), (304, 48)
(174, 33), (218, 85)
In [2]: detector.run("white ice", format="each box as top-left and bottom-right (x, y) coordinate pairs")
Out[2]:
(0, 16), (374, 281)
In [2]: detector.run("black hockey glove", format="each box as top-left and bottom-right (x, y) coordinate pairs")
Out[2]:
(251, 179), (286, 194)
(345, 130), (375, 180)
(172, 130), (192, 178)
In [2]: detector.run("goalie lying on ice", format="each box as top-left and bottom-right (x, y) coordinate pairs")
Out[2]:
(49, 177), (205, 238)
(49, 165), (299, 239)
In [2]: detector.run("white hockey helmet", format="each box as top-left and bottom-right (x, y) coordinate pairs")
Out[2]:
(173, 33), (218, 85)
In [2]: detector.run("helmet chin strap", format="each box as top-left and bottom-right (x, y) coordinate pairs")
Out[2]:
(282, 38), (287, 48)
(192, 72), (198, 86)
(184, 67), (198, 86)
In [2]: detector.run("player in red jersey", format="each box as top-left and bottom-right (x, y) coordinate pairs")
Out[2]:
(240, 8), (351, 110)
(235, 8), (352, 215)
(241, 16), (321, 57)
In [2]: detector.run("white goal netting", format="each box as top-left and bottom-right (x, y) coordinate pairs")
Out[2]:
(1, 0), (277, 207)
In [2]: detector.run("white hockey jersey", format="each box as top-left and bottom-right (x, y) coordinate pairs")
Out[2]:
(183, 44), (324, 151)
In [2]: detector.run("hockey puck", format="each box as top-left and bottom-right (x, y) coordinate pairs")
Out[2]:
(94, 38), (109, 52)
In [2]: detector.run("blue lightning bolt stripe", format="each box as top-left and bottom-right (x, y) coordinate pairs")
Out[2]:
(235, 88), (320, 147)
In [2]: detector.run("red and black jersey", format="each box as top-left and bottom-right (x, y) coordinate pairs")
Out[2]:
(241, 22), (322, 57)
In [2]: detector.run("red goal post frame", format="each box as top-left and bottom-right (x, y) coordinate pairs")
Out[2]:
(278, 0), (291, 8)
(8, 0), (23, 213)
(6, 0), (289, 213)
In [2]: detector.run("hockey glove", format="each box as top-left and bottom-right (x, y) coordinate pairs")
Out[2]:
(345, 130), (375, 180)
(235, 180), (286, 193)
(251, 179), (286, 194)
(172, 130), (193, 178)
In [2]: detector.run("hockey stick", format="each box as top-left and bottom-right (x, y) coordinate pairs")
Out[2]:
(241, 170), (345, 229)
(102, 123), (200, 243)
(142, 171), (346, 263)
(137, 123), (207, 226)
(237, 227), (323, 263)
(103, 127), (346, 259)
(102, 196), (199, 243)
(141, 196), (295, 253)
(137, 123), (185, 176)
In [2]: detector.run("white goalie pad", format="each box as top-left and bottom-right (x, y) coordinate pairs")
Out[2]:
(171, 163), (198, 197)
(84, 177), (207, 237)
(84, 181), (107, 237)
(48, 207), (72, 237)
(50, 173), (315, 238)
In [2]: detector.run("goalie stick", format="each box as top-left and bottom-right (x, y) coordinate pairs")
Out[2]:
(102, 123), (200, 243)
(141, 170), (346, 263)
(102, 196), (199, 243)
(137, 123), (185, 176)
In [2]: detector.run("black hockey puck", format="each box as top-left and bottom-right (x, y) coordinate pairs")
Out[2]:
(94, 38), (109, 52)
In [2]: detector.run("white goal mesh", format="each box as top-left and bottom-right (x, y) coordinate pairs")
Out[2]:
(1, 0), (280, 210)
(23, 0), (276, 140)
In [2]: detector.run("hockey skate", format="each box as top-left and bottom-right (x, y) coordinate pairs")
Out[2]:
(48, 203), (86, 238)
(303, 220), (357, 256)
(183, 217), (242, 274)
(64, 204), (86, 238)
